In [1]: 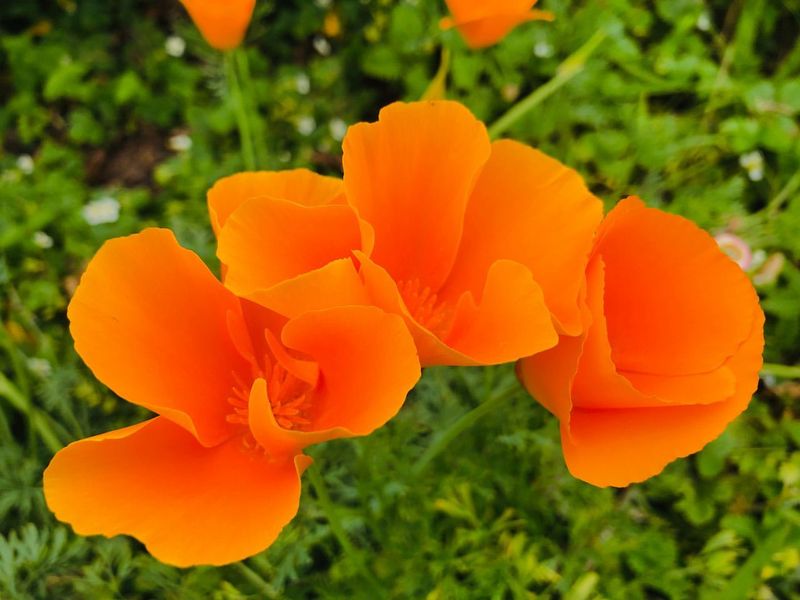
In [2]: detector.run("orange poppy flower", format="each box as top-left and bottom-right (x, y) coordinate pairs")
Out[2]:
(213, 101), (603, 367)
(180, 0), (256, 50)
(44, 227), (420, 566)
(518, 197), (765, 487)
(440, 0), (554, 49)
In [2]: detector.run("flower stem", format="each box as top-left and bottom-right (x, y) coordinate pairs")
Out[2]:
(761, 363), (800, 379)
(488, 29), (608, 139)
(225, 50), (257, 171)
(412, 379), (520, 477)
(306, 465), (383, 592)
(234, 48), (269, 168)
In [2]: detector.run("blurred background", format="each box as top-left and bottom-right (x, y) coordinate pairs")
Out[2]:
(0, 1), (798, 598)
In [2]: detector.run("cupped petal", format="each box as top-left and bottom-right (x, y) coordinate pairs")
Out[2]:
(44, 417), (309, 566)
(281, 306), (421, 435)
(342, 101), (491, 290)
(237, 259), (371, 319)
(217, 197), (362, 296)
(441, 10), (554, 49)
(562, 306), (764, 487)
(180, 0), (255, 50)
(208, 170), (345, 235)
(443, 140), (602, 336)
(67, 229), (250, 447)
(444, 259), (558, 364)
(444, 0), (540, 22)
(596, 197), (758, 376)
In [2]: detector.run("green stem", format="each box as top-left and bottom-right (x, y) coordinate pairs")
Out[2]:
(761, 363), (800, 379)
(234, 48), (268, 168)
(233, 562), (273, 597)
(225, 51), (257, 171)
(306, 465), (383, 592)
(488, 29), (608, 139)
(412, 380), (519, 477)
(765, 170), (800, 217)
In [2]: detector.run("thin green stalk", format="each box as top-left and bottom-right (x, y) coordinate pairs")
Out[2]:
(233, 562), (273, 597)
(488, 29), (608, 139)
(225, 51), (257, 171)
(761, 363), (800, 379)
(234, 48), (268, 167)
(306, 466), (383, 593)
(412, 380), (519, 477)
(765, 170), (800, 218)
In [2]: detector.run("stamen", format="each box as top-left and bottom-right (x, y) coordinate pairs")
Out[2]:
(397, 278), (453, 337)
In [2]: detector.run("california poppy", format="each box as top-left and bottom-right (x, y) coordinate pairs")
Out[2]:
(44, 228), (420, 566)
(518, 197), (765, 487)
(440, 0), (554, 49)
(180, 0), (256, 50)
(213, 101), (603, 367)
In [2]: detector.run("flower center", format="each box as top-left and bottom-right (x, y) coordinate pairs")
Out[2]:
(397, 278), (453, 337)
(227, 358), (313, 433)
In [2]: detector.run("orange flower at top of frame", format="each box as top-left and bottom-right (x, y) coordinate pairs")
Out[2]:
(440, 0), (554, 49)
(211, 101), (603, 368)
(44, 220), (420, 566)
(518, 197), (765, 488)
(180, 0), (256, 50)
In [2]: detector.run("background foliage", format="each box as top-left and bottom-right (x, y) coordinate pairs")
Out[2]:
(1, 0), (799, 598)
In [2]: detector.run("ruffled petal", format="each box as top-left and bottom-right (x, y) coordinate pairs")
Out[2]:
(217, 197), (362, 296)
(444, 259), (558, 364)
(343, 101), (491, 290)
(444, 140), (602, 335)
(208, 170), (345, 235)
(441, 10), (553, 49)
(44, 417), (309, 566)
(281, 306), (421, 434)
(67, 229), (249, 447)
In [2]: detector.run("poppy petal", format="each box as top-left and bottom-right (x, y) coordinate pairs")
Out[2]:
(180, 0), (256, 50)
(445, 259), (558, 364)
(44, 417), (309, 566)
(217, 197), (362, 296)
(343, 101), (491, 290)
(562, 306), (764, 487)
(281, 306), (421, 434)
(444, 140), (602, 335)
(208, 170), (345, 235)
(442, 11), (553, 49)
(236, 259), (371, 319)
(248, 379), (342, 459)
(67, 229), (249, 447)
(597, 197), (758, 376)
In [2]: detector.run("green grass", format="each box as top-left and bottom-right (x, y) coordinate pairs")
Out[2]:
(1, 0), (799, 597)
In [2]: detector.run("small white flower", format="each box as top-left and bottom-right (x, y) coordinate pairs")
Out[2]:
(16, 154), (34, 175)
(168, 133), (192, 152)
(33, 231), (54, 249)
(82, 196), (121, 226)
(533, 41), (553, 58)
(27, 358), (52, 379)
(295, 73), (311, 95)
(739, 151), (765, 182)
(313, 36), (332, 56)
(315, 0), (332, 8)
(329, 118), (347, 141)
(297, 116), (317, 136)
(696, 13), (711, 32)
(165, 35), (186, 58)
